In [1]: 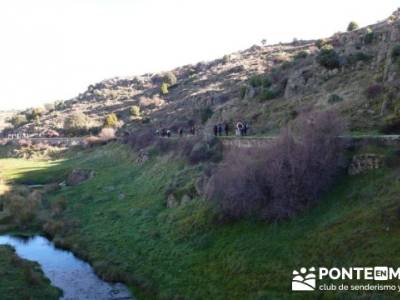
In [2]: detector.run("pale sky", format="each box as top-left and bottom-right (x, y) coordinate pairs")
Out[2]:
(0, 0), (399, 110)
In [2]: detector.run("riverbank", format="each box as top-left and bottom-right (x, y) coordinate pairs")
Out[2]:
(0, 245), (61, 300)
(1, 143), (400, 299)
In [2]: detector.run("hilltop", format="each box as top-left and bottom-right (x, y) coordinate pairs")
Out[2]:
(4, 9), (400, 137)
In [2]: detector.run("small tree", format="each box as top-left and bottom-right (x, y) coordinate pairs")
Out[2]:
(160, 82), (169, 95)
(64, 111), (91, 135)
(163, 72), (177, 86)
(317, 46), (341, 70)
(10, 114), (28, 127)
(130, 105), (141, 117)
(104, 113), (119, 128)
(347, 21), (359, 32)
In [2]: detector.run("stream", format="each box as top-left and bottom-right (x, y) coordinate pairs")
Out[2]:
(0, 235), (134, 300)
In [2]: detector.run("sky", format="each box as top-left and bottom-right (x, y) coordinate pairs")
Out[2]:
(0, 0), (399, 111)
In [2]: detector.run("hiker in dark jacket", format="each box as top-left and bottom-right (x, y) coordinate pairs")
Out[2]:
(213, 125), (218, 136)
(218, 123), (223, 136)
(224, 123), (229, 136)
(179, 128), (183, 137)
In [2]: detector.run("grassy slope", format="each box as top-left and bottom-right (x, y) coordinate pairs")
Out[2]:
(1, 144), (400, 299)
(0, 245), (61, 300)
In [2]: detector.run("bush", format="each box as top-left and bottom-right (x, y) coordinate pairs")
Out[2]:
(163, 72), (177, 86)
(160, 83), (169, 95)
(240, 86), (247, 99)
(222, 54), (230, 64)
(63, 111), (92, 135)
(364, 28), (374, 44)
(328, 94), (343, 104)
(347, 21), (359, 32)
(104, 113), (118, 128)
(392, 44), (400, 60)
(9, 114), (28, 127)
(366, 83), (384, 99)
(130, 105), (141, 117)
(345, 52), (372, 66)
(294, 50), (308, 60)
(44, 103), (55, 112)
(206, 110), (346, 220)
(249, 75), (271, 88)
(315, 39), (330, 49)
(197, 107), (213, 124)
(317, 46), (341, 69)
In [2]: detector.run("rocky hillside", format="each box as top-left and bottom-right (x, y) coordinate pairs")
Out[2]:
(5, 9), (400, 136)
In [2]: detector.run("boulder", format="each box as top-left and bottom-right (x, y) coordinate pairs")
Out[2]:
(166, 194), (179, 208)
(66, 169), (95, 186)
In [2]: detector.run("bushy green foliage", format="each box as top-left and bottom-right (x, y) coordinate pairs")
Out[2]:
(328, 94), (343, 104)
(316, 46), (341, 69)
(392, 44), (400, 60)
(25, 107), (44, 121)
(104, 113), (119, 128)
(10, 114), (28, 127)
(197, 106), (213, 124)
(160, 82), (169, 95)
(163, 72), (177, 86)
(240, 86), (247, 99)
(294, 50), (308, 60)
(249, 75), (271, 88)
(364, 28), (374, 44)
(347, 21), (359, 32)
(130, 105), (141, 117)
(222, 54), (230, 64)
(315, 39), (330, 49)
(345, 51), (372, 65)
(259, 88), (280, 101)
(63, 111), (92, 135)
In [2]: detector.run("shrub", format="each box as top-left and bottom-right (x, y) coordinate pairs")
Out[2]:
(63, 111), (92, 135)
(294, 50), (308, 60)
(315, 39), (329, 49)
(44, 103), (55, 112)
(366, 83), (384, 99)
(316, 46), (341, 69)
(364, 28), (374, 44)
(328, 94), (343, 104)
(130, 105), (141, 116)
(392, 44), (400, 60)
(249, 75), (271, 88)
(206, 110), (346, 220)
(163, 72), (177, 86)
(347, 21), (359, 32)
(222, 54), (230, 64)
(240, 86), (247, 99)
(104, 113), (118, 128)
(9, 114), (28, 127)
(197, 107), (213, 124)
(160, 82), (169, 95)
(259, 88), (280, 101)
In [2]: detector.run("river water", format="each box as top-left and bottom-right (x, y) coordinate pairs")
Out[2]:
(0, 235), (134, 300)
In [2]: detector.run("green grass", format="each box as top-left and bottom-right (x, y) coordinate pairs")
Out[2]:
(0, 245), (61, 300)
(2, 143), (400, 299)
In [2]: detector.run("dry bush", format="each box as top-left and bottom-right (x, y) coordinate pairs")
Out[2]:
(206, 110), (346, 220)
(3, 188), (43, 226)
(98, 127), (116, 140)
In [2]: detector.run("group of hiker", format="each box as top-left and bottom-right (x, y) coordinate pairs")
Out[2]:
(155, 126), (196, 138)
(155, 121), (249, 138)
(213, 121), (249, 136)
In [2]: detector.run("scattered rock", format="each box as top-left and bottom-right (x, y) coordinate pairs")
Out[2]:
(66, 169), (95, 186)
(348, 154), (384, 175)
(166, 194), (179, 208)
(181, 194), (192, 205)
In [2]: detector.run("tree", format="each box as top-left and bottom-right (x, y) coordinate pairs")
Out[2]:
(347, 21), (359, 32)
(10, 114), (28, 127)
(163, 72), (177, 86)
(64, 111), (91, 135)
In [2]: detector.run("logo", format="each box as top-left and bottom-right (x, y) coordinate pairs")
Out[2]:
(292, 267), (316, 291)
